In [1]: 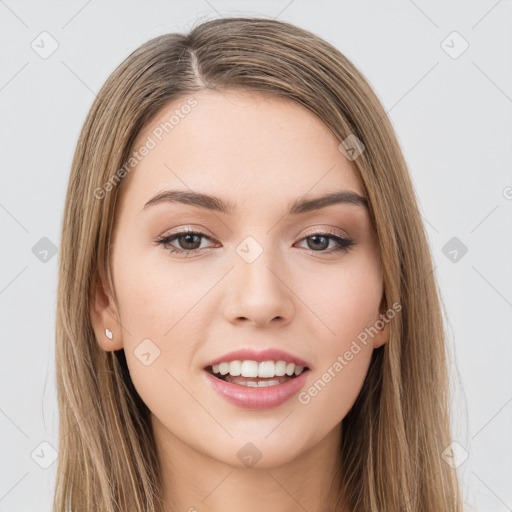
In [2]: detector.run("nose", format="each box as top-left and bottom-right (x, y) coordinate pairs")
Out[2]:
(223, 246), (295, 328)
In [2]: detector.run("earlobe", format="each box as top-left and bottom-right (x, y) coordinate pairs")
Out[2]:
(372, 295), (390, 349)
(373, 321), (389, 349)
(372, 305), (390, 349)
(89, 264), (123, 351)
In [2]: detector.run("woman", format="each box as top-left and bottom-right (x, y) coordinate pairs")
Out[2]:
(54, 16), (463, 512)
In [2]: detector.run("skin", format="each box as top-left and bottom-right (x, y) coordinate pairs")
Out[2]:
(91, 89), (389, 512)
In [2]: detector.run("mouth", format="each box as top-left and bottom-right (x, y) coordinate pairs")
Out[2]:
(202, 356), (312, 409)
(204, 360), (311, 388)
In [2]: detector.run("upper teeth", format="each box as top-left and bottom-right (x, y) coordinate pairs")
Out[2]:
(211, 360), (305, 378)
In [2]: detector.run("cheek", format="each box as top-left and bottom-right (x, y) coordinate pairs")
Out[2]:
(296, 343), (373, 433)
(112, 241), (203, 338)
(297, 250), (383, 343)
(110, 243), (233, 424)
(292, 252), (381, 414)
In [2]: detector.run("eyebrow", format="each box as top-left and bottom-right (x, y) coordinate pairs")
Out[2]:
(142, 189), (368, 216)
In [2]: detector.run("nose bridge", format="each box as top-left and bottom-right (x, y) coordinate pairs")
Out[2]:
(224, 232), (294, 325)
(235, 231), (282, 285)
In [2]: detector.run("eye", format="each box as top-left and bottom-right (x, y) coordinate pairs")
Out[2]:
(295, 232), (356, 254)
(155, 230), (217, 256)
(155, 229), (356, 257)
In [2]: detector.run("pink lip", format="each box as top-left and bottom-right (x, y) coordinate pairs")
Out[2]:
(203, 348), (311, 369)
(203, 369), (310, 409)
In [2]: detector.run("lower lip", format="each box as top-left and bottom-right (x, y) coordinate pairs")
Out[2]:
(203, 370), (310, 410)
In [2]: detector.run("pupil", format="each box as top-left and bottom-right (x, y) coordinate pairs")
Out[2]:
(182, 234), (200, 249)
(308, 235), (328, 251)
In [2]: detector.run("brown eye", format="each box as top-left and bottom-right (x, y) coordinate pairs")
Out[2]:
(296, 233), (356, 254)
(175, 233), (203, 250)
(306, 235), (330, 251)
(155, 230), (215, 255)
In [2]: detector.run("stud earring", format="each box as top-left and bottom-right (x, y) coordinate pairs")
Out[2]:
(105, 328), (113, 340)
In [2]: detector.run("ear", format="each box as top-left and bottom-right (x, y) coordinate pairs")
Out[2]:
(372, 298), (390, 349)
(90, 261), (123, 352)
(372, 318), (389, 349)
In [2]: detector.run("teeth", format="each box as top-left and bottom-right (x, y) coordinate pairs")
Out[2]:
(274, 360), (287, 376)
(237, 379), (282, 387)
(258, 361), (275, 378)
(285, 363), (295, 376)
(229, 360), (241, 376)
(261, 379), (280, 387)
(210, 360), (307, 378)
(241, 360), (258, 378)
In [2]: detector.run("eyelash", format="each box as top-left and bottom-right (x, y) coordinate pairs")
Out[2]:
(155, 229), (356, 257)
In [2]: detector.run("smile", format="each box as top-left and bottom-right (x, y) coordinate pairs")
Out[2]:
(203, 360), (310, 409)
(207, 359), (307, 387)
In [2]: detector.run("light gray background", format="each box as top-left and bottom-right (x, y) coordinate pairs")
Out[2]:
(1, 1), (511, 511)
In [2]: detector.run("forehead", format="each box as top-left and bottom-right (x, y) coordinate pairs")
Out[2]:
(118, 89), (364, 217)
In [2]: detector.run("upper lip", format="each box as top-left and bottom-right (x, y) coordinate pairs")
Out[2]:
(204, 348), (311, 369)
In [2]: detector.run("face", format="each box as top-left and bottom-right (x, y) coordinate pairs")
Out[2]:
(92, 89), (388, 469)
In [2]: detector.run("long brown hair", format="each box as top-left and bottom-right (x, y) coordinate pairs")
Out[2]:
(54, 16), (463, 511)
